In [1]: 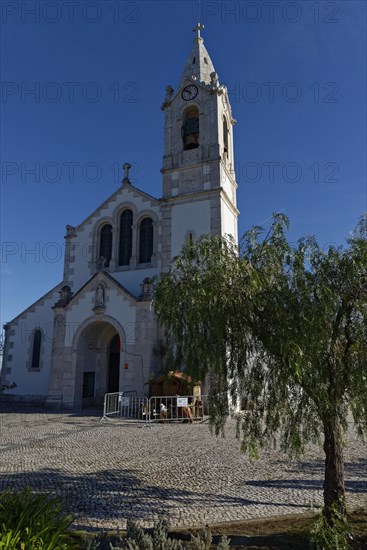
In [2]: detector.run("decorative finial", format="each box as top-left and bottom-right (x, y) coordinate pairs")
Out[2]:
(161, 85), (174, 110)
(193, 22), (204, 40)
(97, 256), (106, 271)
(122, 162), (132, 184)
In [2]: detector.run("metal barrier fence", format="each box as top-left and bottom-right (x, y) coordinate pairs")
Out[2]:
(102, 393), (209, 425)
(101, 392), (149, 425)
(148, 395), (208, 423)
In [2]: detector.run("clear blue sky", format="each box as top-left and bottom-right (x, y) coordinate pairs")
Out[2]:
(1, 0), (366, 327)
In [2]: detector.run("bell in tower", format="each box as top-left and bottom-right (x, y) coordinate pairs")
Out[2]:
(181, 107), (200, 150)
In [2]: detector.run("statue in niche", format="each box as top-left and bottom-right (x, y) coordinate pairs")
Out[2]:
(95, 285), (104, 307)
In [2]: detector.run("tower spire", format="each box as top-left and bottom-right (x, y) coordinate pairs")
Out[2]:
(180, 21), (216, 87)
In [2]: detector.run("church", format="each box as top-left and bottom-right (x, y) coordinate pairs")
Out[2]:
(1, 24), (239, 408)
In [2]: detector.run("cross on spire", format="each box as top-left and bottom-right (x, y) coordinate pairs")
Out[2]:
(193, 22), (204, 40)
(122, 162), (132, 184)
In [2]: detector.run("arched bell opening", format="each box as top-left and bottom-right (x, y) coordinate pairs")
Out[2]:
(223, 115), (229, 160)
(181, 106), (200, 151)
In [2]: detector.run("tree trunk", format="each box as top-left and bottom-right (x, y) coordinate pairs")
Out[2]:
(323, 417), (346, 522)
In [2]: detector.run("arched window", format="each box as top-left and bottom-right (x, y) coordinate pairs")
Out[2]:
(223, 116), (229, 158)
(31, 329), (42, 370)
(139, 217), (153, 264)
(181, 106), (199, 151)
(118, 210), (133, 266)
(99, 224), (112, 268)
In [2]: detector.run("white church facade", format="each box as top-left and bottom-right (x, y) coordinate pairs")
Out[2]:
(1, 25), (239, 408)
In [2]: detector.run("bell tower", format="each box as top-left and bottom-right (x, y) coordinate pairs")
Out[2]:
(160, 24), (239, 266)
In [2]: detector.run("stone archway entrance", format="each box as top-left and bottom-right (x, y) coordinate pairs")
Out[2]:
(73, 320), (124, 408)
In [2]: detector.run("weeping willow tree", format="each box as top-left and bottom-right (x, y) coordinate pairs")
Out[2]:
(154, 213), (367, 535)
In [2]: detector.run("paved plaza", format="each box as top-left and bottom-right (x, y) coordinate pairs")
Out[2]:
(0, 406), (366, 531)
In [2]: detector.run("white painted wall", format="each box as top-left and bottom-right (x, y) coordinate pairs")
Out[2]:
(171, 200), (211, 258)
(4, 287), (60, 396)
(221, 174), (235, 206)
(221, 200), (238, 242)
(113, 268), (159, 297)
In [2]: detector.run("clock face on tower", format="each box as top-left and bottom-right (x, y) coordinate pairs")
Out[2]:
(181, 85), (198, 101)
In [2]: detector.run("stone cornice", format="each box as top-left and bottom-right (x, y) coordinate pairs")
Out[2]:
(161, 157), (221, 176)
(159, 187), (219, 207)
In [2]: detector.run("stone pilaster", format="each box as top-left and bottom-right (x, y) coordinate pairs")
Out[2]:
(0, 323), (12, 387)
(45, 309), (67, 409)
(45, 286), (73, 409)
(135, 303), (158, 395)
(63, 225), (77, 286)
(160, 203), (172, 272)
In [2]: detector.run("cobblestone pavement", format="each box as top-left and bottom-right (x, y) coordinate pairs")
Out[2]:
(0, 407), (366, 531)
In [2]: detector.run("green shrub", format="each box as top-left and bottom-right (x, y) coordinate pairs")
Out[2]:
(87, 520), (230, 550)
(215, 537), (231, 550)
(87, 531), (126, 550)
(0, 530), (21, 550)
(310, 508), (352, 550)
(190, 529), (230, 550)
(189, 528), (212, 550)
(0, 486), (74, 549)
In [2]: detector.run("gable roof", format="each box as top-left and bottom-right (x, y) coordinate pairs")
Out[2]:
(64, 271), (138, 308)
(6, 282), (63, 325)
(75, 181), (160, 230)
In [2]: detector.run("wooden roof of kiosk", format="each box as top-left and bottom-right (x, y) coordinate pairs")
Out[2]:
(147, 371), (201, 398)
